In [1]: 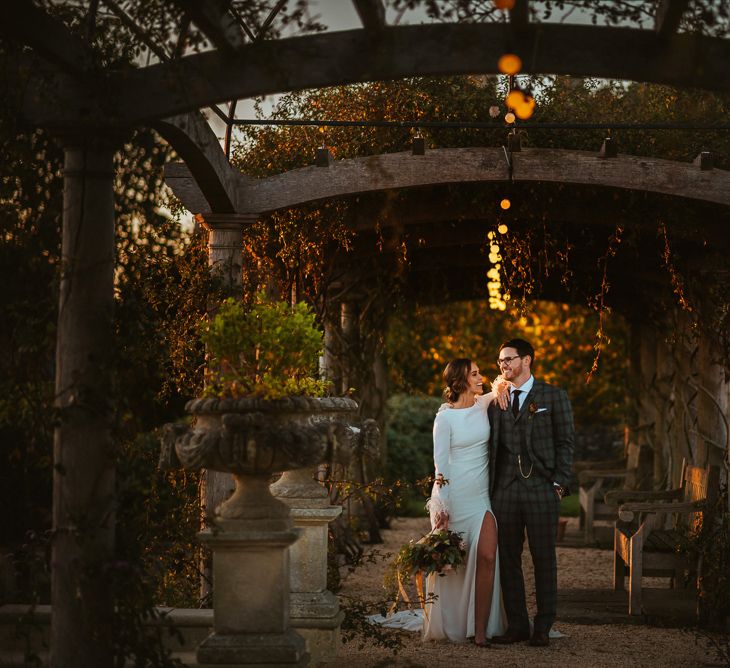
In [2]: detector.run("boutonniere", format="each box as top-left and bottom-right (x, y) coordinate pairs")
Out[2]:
(528, 403), (539, 418)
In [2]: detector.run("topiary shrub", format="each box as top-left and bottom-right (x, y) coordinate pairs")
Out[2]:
(200, 294), (331, 399)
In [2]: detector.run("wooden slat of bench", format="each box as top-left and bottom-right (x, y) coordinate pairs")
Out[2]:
(645, 529), (681, 552)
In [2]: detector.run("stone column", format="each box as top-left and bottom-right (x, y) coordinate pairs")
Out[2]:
(320, 312), (342, 394)
(198, 213), (258, 599)
(196, 476), (306, 666)
(271, 470), (344, 664)
(340, 301), (358, 394)
(200, 214), (257, 296)
(52, 138), (117, 667)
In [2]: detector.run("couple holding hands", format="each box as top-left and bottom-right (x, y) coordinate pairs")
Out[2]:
(424, 338), (575, 648)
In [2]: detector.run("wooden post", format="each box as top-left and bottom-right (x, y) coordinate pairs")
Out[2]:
(370, 348), (389, 467)
(696, 331), (727, 470)
(654, 331), (674, 487)
(636, 322), (660, 488)
(673, 308), (699, 468)
(52, 138), (116, 667)
(626, 319), (642, 442)
(660, 313), (684, 487)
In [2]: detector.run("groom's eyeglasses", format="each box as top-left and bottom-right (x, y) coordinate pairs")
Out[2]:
(497, 355), (523, 367)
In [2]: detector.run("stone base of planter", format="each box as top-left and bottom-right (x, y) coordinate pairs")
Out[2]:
(196, 629), (307, 666)
(291, 590), (344, 663)
(197, 515), (305, 666)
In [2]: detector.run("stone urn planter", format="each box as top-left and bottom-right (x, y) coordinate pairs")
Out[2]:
(161, 395), (358, 667)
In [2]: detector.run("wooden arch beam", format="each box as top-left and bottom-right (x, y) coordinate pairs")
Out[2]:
(0, 0), (93, 77)
(655, 0), (691, 39)
(352, 0), (386, 30)
(227, 147), (730, 213)
(169, 0), (246, 55)
(153, 112), (248, 214)
(104, 22), (730, 126)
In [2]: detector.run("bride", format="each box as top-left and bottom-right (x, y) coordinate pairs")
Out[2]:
(424, 358), (507, 647)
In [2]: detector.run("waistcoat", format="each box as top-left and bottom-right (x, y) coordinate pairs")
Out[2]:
(495, 409), (540, 489)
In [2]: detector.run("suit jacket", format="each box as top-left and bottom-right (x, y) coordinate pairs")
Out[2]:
(488, 379), (575, 493)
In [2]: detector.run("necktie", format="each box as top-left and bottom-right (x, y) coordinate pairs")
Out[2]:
(511, 389), (521, 418)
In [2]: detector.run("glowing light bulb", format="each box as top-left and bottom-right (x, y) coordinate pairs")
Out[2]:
(506, 89), (526, 110)
(500, 198), (511, 210)
(498, 53), (522, 75)
(515, 95), (536, 120)
(504, 112), (516, 124)
(498, 223), (509, 234)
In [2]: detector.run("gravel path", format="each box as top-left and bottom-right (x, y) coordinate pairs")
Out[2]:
(333, 517), (727, 667)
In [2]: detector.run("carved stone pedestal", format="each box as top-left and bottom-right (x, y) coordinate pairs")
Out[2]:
(271, 469), (343, 665)
(160, 396), (360, 667)
(197, 476), (307, 667)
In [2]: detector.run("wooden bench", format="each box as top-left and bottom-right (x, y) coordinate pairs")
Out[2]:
(575, 442), (642, 544)
(612, 462), (720, 616)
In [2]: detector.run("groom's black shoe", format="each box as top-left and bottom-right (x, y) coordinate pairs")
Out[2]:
(529, 630), (550, 647)
(491, 629), (530, 644)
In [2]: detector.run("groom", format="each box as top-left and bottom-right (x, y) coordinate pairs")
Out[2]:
(488, 338), (574, 647)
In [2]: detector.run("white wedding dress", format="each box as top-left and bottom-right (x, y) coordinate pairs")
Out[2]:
(422, 393), (506, 642)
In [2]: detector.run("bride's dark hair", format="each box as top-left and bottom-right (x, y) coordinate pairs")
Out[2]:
(443, 358), (472, 403)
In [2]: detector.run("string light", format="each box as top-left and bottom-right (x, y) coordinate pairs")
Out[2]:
(506, 89), (525, 109)
(500, 198), (511, 210)
(506, 88), (536, 121)
(486, 230), (508, 311)
(514, 94), (536, 120)
(497, 54), (522, 76)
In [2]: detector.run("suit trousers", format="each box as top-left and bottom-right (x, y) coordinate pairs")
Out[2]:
(491, 478), (560, 634)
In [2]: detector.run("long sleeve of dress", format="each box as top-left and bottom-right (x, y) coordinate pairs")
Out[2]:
(427, 411), (451, 524)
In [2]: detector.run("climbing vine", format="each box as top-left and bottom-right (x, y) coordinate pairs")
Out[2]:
(587, 225), (624, 381)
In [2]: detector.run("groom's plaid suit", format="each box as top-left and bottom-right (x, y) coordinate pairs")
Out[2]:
(488, 379), (574, 635)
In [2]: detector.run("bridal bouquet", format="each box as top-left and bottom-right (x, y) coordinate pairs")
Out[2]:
(395, 529), (467, 578)
(390, 529), (467, 617)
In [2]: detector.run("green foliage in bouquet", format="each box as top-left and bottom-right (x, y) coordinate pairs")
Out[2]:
(394, 529), (467, 579)
(200, 294), (331, 399)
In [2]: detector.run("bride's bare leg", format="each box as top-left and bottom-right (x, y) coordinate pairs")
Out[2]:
(474, 511), (498, 644)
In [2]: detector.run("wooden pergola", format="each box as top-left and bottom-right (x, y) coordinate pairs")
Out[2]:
(2, 1), (729, 665)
